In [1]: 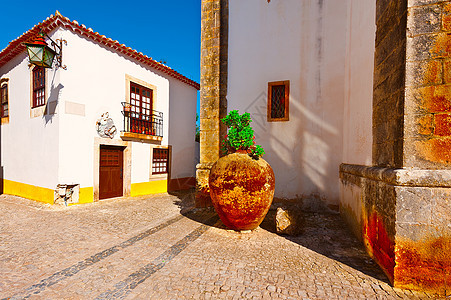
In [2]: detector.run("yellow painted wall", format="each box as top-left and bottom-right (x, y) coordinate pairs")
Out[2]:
(2, 179), (168, 205)
(79, 187), (94, 204)
(3, 179), (54, 204)
(131, 180), (167, 197)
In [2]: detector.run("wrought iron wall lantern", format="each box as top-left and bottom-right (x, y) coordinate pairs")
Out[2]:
(24, 32), (67, 69)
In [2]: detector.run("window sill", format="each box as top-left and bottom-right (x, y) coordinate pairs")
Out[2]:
(267, 117), (289, 122)
(30, 105), (46, 118)
(120, 131), (163, 142)
(150, 174), (168, 181)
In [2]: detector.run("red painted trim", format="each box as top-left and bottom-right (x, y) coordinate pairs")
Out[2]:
(0, 13), (200, 90)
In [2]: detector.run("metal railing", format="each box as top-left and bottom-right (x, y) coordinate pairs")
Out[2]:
(121, 102), (163, 137)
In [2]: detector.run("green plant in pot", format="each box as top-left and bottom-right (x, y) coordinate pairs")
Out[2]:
(209, 110), (275, 231)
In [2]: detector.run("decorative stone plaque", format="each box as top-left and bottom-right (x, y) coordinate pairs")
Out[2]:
(96, 112), (117, 139)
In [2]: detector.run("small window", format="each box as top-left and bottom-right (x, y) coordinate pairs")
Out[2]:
(267, 80), (289, 122)
(32, 67), (45, 108)
(152, 148), (169, 174)
(0, 82), (8, 118)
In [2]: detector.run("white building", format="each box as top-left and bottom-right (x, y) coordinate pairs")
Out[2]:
(226, 0), (374, 209)
(0, 12), (199, 205)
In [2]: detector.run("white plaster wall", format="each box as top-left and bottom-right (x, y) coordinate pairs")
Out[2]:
(342, 0), (375, 165)
(167, 78), (198, 179)
(0, 44), (60, 189)
(228, 0), (348, 205)
(131, 142), (151, 183)
(56, 28), (195, 187)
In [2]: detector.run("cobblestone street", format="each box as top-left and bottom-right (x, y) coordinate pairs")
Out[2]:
(0, 193), (441, 299)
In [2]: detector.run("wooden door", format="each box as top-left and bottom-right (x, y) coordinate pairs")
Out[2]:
(99, 146), (124, 200)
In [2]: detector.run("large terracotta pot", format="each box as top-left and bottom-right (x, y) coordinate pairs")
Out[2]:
(209, 152), (275, 230)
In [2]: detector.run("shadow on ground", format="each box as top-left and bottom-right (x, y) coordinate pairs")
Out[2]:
(260, 209), (390, 284)
(168, 190), (389, 284)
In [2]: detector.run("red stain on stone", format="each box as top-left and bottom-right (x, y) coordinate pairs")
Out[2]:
(434, 114), (451, 136)
(395, 237), (451, 295)
(364, 212), (395, 282)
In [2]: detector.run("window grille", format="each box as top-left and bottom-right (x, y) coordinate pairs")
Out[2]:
(32, 67), (45, 108)
(267, 81), (289, 122)
(152, 148), (169, 174)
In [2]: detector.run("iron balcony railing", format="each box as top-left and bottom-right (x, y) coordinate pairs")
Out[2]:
(121, 102), (163, 137)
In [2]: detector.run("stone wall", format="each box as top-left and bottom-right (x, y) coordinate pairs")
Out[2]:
(196, 0), (228, 207)
(340, 164), (451, 294)
(340, 0), (451, 294)
(373, 0), (408, 168)
(404, 0), (451, 169)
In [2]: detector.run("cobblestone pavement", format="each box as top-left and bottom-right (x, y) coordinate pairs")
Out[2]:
(0, 193), (443, 299)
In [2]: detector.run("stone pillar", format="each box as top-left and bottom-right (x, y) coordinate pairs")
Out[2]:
(196, 0), (228, 207)
(372, 0), (407, 168)
(340, 0), (451, 295)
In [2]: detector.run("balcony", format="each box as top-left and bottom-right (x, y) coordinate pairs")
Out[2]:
(121, 102), (163, 142)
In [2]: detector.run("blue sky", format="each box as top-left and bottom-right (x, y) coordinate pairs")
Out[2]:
(0, 0), (201, 111)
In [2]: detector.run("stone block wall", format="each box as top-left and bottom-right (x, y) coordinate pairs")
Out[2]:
(373, 0), (408, 167)
(404, 0), (451, 169)
(196, 0), (228, 207)
(339, 0), (451, 294)
(395, 185), (451, 293)
(340, 165), (397, 282)
(340, 164), (451, 294)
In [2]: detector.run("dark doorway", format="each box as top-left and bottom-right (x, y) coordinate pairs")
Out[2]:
(99, 145), (124, 200)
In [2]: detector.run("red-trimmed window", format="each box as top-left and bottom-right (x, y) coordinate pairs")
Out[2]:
(0, 82), (8, 117)
(32, 67), (45, 108)
(152, 148), (169, 174)
(267, 81), (289, 122)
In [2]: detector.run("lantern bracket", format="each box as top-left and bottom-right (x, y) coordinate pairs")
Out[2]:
(45, 33), (67, 70)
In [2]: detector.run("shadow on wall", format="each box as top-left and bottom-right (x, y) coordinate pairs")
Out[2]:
(241, 88), (339, 212)
(44, 77), (64, 124)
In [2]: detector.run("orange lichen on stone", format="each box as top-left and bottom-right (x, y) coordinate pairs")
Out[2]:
(443, 3), (451, 32)
(434, 114), (451, 136)
(418, 114), (435, 135)
(445, 60), (451, 84)
(419, 85), (451, 113)
(395, 237), (451, 295)
(416, 137), (451, 163)
(431, 32), (451, 58)
(423, 60), (442, 86)
(363, 212), (395, 282)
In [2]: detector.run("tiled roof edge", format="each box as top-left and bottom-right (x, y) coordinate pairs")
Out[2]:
(0, 12), (200, 90)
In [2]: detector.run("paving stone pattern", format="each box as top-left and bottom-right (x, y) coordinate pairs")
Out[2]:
(0, 193), (439, 299)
